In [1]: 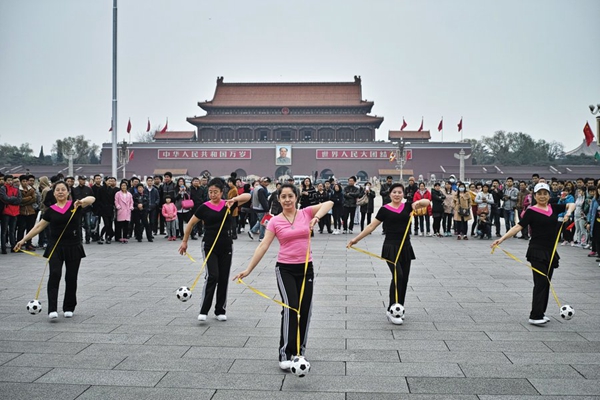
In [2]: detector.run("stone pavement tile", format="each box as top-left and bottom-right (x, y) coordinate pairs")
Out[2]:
(230, 359), (346, 376)
(406, 377), (538, 395)
(485, 331), (588, 342)
(115, 355), (234, 372)
(445, 340), (552, 353)
(212, 390), (345, 400)
(156, 371), (284, 390)
(0, 352), (20, 364)
(21, 322), (121, 333)
(399, 351), (510, 364)
(145, 333), (249, 347)
(245, 336), (346, 350)
(479, 396), (600, 400)
(0, 340), (90, 355)
(0, 330), (60, 342)
(36, 368), (166, 387)
(505, 352), (600, 364)
(347, 339), (448, 351)
(433, 322), (530, 332)
(80, 315), (176, 325)
(572, 364), (600, 379)
(460, 363), (583, 378)
(0, 320), (37, 330)
(0, 366), (52, 382)
(110, 324), (209, 335)
(543, 341), (600, 353)
(77, 343), (190, 358)
(0, 382), (89, 400)
(347, 395), (477, 400)
(256, 318), (345, 329)
(579, 332), (600, 341)
(77, 386), (215, 400)
(6, 353), (126, 369)
(391, 331), (490, 341)
(529, 378), (600, 396)
(48, 332), (153, 345)
(282, 374), (409, 393)
(346, 361), (464, 377)
(354, 321), (438, 331)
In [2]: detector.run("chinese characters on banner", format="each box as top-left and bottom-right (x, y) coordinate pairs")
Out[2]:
(158, 149), (252, 159)
(316, 149), (412, 160)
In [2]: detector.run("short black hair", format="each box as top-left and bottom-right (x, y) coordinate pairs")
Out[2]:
(164, 172), (172, 178)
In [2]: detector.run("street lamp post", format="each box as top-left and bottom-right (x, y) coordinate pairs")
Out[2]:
(589, 104), (600, 146)
(393, 138), (410, 184)
(118, 140), (129, 180)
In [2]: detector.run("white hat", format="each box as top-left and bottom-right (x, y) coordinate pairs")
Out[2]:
(533, 183), (550, 193)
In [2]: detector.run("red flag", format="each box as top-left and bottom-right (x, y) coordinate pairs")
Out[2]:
(146, 119), (151, 132)
(417, 118), (423, 132)
(400, 118), (407, 131)
(126, 118), (131, 134)
(160, 119), (168, 134)
(437, 118), (443, 132)
(128, 150), (134, 161)
(584, 122), (595, 146)
(457, 117), (463, 132)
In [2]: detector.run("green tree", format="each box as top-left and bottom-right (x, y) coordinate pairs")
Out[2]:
(52, 136), (99, 164)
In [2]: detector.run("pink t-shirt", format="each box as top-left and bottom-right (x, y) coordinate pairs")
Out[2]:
(266, 207), (314, 264)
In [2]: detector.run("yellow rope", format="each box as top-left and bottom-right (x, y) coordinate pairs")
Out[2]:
(491, 223), (565, 308)
(189, 208), (230, 291)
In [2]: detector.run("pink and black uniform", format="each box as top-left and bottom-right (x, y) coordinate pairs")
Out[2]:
(194, 199), (238, 317)
(42, 200), (85, 315)
(517, 203), (567, 321)
(266, 207), (315, 363)
(375, 201), (416, 309)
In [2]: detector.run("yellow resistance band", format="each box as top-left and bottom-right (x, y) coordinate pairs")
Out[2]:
(236, 227), (313, 356)
(350, 212), (414, 304)
(189, 208), (230, 291)
(491, 223), (565, 308)
(19, 207), (79, 300)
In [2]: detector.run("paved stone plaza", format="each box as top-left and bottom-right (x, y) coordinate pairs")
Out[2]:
(1, 219), (600, 399)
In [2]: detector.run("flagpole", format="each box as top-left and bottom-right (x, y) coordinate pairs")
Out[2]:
(111, 0), (118, 178)
(441, 116), (444, 143)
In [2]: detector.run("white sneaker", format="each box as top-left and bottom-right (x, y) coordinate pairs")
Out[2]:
(197, 314), (207, 322)
(543, 316), (550, 322)
(348, 230), (353, 234)
(63, 311), (73, 318)
(216, 314), (227, 321)
(279, 360), (293, 370)
(386, 311), (403, 325)
(420, 232), (424, 237)
(48, 312), (58, 320)
(528, 318), (548, 326)
(240, 228), (245, 233)
(426, 233), (433, 237)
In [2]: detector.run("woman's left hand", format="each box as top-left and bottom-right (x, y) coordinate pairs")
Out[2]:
(309, 217), (319, 229)
(225, 198), (236, 208)
(73, 199), (83, 208)
(346, 238), (358, 248)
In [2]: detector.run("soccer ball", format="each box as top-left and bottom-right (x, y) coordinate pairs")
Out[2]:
(176, 286), (192, 302)
(27, 299), (42, 314)
(389, 303), (405, 319)
(560, 305), (574, 320)
(290, 355), (311, 377)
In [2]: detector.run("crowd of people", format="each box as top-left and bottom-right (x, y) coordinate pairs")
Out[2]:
(2, 169), (599, 369)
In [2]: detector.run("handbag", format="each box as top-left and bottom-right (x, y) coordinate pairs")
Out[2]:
(181, 193), (194, 210)
(458, 207), (470, 217)
(356, 193), (369, 206)
(261, 213), (273, 227)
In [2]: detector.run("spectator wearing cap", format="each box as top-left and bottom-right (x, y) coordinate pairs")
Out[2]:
(248, 177), (271, 241)
(72, 175), (94, 244)
(492, 182), (575, 326)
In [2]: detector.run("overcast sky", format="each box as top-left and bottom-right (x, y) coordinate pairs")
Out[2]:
(1, 0), (599, 157)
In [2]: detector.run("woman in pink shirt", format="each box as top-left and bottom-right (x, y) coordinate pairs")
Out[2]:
(114, 181), (133, 243)
(233, 183), (333, 371)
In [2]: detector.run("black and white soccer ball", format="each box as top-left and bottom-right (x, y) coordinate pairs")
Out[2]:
(290, 355), (311, 377)
(176, 286), (192, 302)
(560, 305), (574, 320)
(389, 303), (405, 319)
(27, 299), (42, 314)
